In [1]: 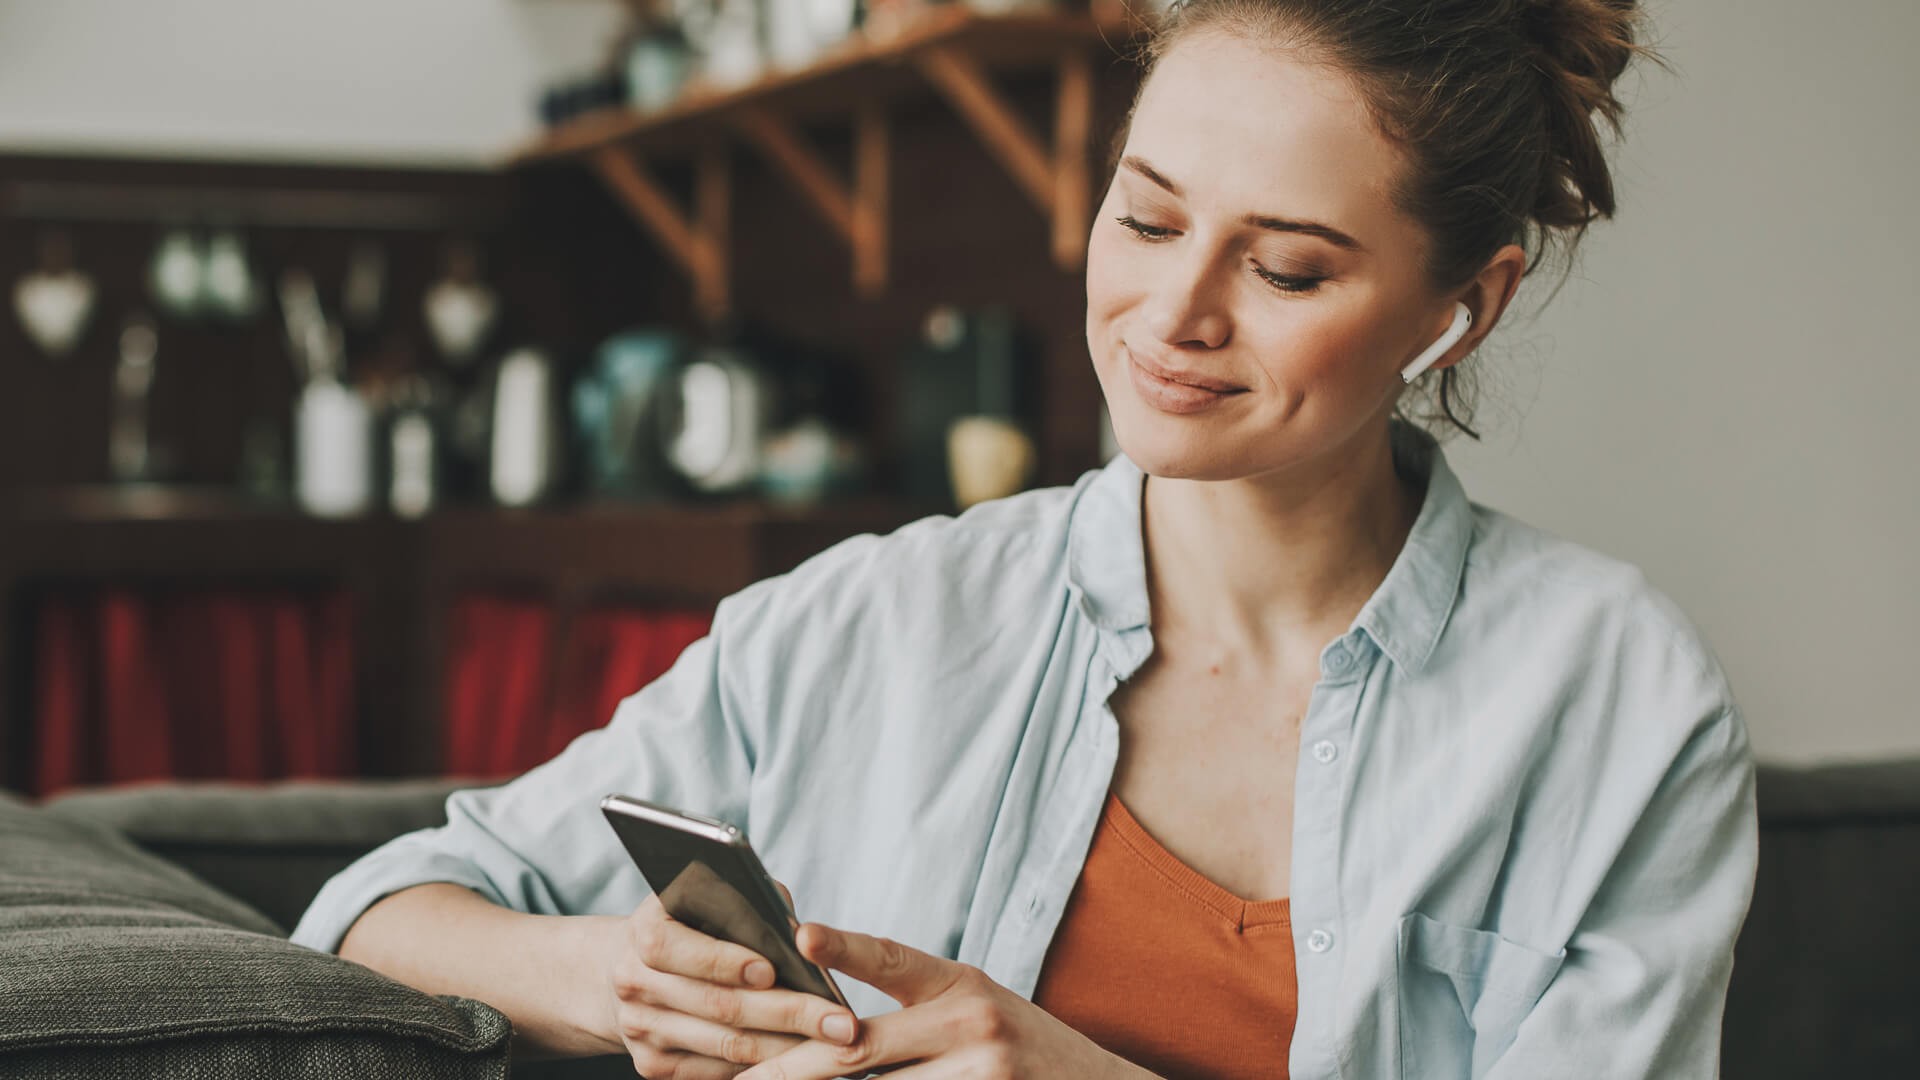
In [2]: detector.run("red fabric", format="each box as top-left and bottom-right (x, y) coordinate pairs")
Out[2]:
(441, 596), (711, 778)
(99, 591), (175, 783)
(28, 589), (359, 796)
(208, 596), (268, 781)
(267, 593), (357, 778)
(30, 588), (709, 792)
(550, 607), (711, 762)
(441, 595), (553, 778)
(31, 597), (89, 794)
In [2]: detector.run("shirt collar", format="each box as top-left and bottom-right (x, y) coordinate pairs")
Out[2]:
(1066, 419), (1473, 676)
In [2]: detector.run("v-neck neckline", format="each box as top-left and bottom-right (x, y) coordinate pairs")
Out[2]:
(1103, 792), (1292, 932)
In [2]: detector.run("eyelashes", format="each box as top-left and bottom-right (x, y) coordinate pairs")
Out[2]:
(1251, 265), (1327, 295)
(1114, 214), (1176, 241)
(1112, 215), (1328, 296)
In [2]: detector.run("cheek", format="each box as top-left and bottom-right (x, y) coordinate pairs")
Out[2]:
(1258, 321), (1349, 384)
(1262, 294), (1400, 377)
(1084, 224), (1123, 319)
(1084, 227), (1128, 371)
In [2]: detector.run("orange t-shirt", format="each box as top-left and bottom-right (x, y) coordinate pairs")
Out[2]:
(1031, 791), (1297, 1079)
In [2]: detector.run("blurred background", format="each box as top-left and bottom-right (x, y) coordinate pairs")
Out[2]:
(0, 0), (1913, 801)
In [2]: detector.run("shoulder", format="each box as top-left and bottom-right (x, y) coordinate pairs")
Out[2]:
(1450, 506), (1753, 860)
(1468, 504), (1725, 673)
(1458, 503), (1742, 740)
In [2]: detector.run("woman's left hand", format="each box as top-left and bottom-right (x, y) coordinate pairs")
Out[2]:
(735, 922), (1152, 1080)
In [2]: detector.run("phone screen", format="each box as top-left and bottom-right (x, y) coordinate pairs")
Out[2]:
(601, 796), (847, 1005)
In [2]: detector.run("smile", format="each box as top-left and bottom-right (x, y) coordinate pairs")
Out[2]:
(1124, 344), (1248, 415)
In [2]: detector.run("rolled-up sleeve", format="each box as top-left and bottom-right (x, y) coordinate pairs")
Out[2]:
(1486, 702), (1760, 1078)
(290, 585), (769, 954)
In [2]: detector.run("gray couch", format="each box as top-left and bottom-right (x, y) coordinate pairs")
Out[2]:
(3, 761), (1916, 1078)
(0, 780), (630, 1079)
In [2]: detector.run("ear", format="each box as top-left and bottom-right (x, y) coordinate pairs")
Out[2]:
(1428, 243), (1527, 375)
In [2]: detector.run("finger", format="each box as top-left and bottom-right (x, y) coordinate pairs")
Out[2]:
(796, 924), (961, 1006)
(626, 1044), (748, 1080)
(626, 1001), (810, 1067)
(637, 965), (860, 1044)
(735, 1007), (948, 1080)
(635, 911), (779, 989)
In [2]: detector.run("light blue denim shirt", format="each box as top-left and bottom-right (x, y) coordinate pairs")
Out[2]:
(294, 421), (1758, 1079)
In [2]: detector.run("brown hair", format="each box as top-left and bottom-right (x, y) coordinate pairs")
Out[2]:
(1118, 0), (1667, 441)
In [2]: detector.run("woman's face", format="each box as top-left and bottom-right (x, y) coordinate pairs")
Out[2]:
(1086, 32), (1458, 481)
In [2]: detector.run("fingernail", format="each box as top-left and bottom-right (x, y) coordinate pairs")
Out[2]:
(822, 1014), (855, 1043)
(747, 961), (774, 988)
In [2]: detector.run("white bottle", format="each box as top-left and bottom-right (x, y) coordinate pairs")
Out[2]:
(490, 348), (558, 508)
(765, 0), (824, 70)
(294, 322), (372, 517)
(296, 378), (373, 517)
(389, 412), (436, 519)
(702, 0), (765, 89)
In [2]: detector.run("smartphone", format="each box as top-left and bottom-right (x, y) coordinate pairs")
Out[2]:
(600, 793), (853, 1009)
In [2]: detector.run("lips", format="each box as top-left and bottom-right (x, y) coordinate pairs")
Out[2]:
(1122, 342), (1248, 416)
(1123, 343), (1247, 394)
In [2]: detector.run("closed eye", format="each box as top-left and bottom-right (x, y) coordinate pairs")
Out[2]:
(1118, 215), (1328, 296)
(1115, 215), (1174, 241)
(1253, 264), (1328, 295)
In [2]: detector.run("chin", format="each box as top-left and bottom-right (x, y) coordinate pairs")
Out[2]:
(1106, 402), (1265, 482)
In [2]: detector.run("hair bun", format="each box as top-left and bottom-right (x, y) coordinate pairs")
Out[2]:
(1515, 0), (1658, 230)
(1520, 0), (1640, 87)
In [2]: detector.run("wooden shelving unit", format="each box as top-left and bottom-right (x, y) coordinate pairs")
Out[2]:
(0, 8), (1155, 791)
(510, 6), (1136, 318)
(1, 489), (922, 580)
(0, 494), (928, 787)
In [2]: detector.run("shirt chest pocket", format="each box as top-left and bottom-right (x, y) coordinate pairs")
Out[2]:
(1395, 912), (1566, 1080)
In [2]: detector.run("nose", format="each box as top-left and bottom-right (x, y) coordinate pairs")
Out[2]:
(1141, 247), (1232, 350)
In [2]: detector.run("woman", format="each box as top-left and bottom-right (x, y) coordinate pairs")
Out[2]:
(294, 1), (1757, 1077)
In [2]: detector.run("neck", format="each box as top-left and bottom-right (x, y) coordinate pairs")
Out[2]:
(1139, 420), (1423, 658)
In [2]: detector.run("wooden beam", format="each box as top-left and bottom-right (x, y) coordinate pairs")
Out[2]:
(509, 8), (1117, 166)
(695, 146), (731, 321)
(733, 107), (857, 243)
(916, 45), (1055, 215)
(591, 145), (732, 320)
(852, 104), (890, 295)
(589, 146), (703, 276)
(582, 26), (1109, 303)
(1052, 49), (1095, 270)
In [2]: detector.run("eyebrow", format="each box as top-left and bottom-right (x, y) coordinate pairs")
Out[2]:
(1120, 155), (1367, 253)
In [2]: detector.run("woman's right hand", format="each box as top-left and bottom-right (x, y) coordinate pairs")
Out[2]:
(605, 882), (861, 1079)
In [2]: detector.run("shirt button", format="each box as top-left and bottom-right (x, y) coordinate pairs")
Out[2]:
(1323, 647), (1351, 675)
(1307, 929), (1335, 953)
(1312, 740), (1339, 764)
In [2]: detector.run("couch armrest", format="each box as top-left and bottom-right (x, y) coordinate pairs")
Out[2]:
(42, 778), (490, 932)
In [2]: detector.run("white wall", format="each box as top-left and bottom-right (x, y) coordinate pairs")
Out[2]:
(1, 0), (1912, 762)
(0, 0), (628, 165)
(1446, 0), (1920, 764)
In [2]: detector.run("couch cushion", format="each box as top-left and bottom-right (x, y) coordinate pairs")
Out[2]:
(0, 792), (510, 1079)
(43, 778), (477, 932)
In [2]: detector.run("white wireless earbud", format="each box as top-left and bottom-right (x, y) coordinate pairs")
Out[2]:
(1400, 302), (1474, 384)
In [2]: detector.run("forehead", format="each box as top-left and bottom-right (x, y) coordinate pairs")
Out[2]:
(1127, 32), (1405, 230)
